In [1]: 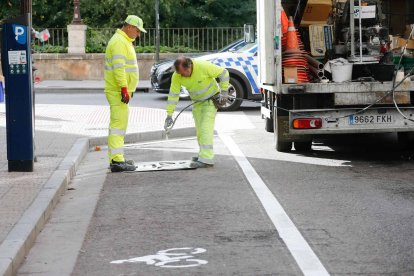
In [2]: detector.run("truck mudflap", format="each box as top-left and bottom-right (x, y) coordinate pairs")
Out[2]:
(289, 107), (414, 135)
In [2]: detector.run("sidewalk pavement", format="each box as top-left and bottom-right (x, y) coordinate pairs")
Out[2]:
(0, 85), (195, 275)
(34, 80), (152, 93)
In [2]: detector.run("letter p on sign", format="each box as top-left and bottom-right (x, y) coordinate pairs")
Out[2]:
(13, 25), (27, 45)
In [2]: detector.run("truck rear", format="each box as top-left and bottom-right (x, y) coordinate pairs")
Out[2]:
(257, 0), (414, 152)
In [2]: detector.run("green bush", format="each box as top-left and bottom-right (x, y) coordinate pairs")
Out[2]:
(86, 29), (109, 53)
(32, 44), (66, 53)
(135, 45), (199, 53)
(32, 34), (200, 53)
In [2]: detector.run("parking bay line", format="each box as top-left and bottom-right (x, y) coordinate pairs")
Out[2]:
(219, 133), (330, 276)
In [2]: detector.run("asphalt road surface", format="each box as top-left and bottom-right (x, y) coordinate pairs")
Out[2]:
(19, 93), (414, 275)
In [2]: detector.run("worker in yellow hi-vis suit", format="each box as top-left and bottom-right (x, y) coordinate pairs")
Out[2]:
(164, 57), (230, 168)
(105, 15), (146, 172)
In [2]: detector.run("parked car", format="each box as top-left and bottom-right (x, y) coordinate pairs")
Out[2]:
(150, 39), (260, 111)
(150, 39), (246, 95)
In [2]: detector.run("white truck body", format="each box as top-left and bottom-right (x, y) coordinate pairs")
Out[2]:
(257, 0), (414, 152)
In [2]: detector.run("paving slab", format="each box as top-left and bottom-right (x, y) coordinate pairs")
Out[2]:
(34, 80), (151, 93)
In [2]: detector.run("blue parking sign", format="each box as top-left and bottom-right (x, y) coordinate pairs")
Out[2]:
(12, 24), (27, 45)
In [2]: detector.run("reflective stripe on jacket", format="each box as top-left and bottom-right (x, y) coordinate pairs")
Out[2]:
(104, 29), (139, 93)
(166, 60), (229, 116)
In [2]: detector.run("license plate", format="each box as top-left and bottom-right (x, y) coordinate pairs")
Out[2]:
(349, 115), (394, 125)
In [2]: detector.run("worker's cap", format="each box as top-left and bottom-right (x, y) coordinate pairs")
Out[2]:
(124, 15), (147, 33)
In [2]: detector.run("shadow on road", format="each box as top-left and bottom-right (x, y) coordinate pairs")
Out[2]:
(298, 133), (414, 164)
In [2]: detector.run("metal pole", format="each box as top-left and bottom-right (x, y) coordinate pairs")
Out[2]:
(155, 0), (160, 62)
(20, 0), (32, 14)
(358, 0), (363, 62)
(350, 0), (355, 58)
(21, 0), (36, 162)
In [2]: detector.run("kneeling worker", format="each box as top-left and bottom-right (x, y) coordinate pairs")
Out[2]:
(164, 57), (230, 168)
(104, 15), (146, 172)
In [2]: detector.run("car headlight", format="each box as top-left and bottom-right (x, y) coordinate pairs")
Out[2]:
(163, 66), (174, 74)
(150, 66), (156, 75)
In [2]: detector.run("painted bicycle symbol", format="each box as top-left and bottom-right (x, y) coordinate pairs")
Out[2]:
(111, 247), (208, 268)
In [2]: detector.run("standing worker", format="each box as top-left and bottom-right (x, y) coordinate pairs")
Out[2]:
(164, 57), (230, 168)
(105, 15), (146, 172)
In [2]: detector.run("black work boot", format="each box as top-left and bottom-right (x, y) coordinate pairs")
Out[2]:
(191, 156), (198, 161)
(189, 161), (213, 168)
(110, 161), (136, 172)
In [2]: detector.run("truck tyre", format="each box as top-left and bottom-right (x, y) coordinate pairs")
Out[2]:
(265, 117), (274, 132)
(276, 138), (292, 152)
(294, 141), (312, 152)
(398, 132), (414, 150)
(273, 96), (292, 152)
(274, 112), (292, 152)
(264, 91), (274, 133)
(218, 77), (243, 112)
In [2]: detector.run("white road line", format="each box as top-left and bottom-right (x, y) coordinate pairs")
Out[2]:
(219, 133), (330, 276)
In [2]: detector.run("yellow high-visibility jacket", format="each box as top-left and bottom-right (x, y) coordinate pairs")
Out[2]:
(104, 29), (139, 93)
(166, 60), (229, 116)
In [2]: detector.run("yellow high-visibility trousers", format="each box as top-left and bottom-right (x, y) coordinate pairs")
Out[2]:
(106, 91), (129, 163)
(192, 99), (217, 164)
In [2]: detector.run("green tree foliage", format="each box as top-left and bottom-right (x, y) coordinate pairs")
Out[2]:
(161, 0), (256, 28)
(1, 0), (255, 28)
(32, 0), (72, 27)
(0, 1), (21, 23)
(0, 0), (72, 27)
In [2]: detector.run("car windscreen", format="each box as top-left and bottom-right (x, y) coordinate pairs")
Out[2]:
(235, 41), (257, 53)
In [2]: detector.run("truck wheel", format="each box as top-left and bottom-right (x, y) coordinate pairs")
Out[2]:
(265, 117), (274, 132)
(274, 114), (292, 152)
(218, 77), (243, 112)
(294, 141), (312, 152)
(264, 91), (274, 133)
(276, 138), (292, 152)
(398, 132), (414, 150)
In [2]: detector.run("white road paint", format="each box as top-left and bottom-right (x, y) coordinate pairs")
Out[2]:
(219, 133), (330, 276)
(130, 160), (195, 172)
(111, 247), (208, 268)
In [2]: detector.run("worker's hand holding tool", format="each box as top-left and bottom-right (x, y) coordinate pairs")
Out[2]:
(164, 116), (173, 131)
(121, 87), (130, 104)
(219, 89), (229, 105)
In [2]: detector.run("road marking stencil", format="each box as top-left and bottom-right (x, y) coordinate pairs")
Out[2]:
(111, 247), (208, 268)
(219, 133), (330, 276)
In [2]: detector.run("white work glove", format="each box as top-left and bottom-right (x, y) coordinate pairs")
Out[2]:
(219, 90), (229, 105)
(164, 116), (173, 131)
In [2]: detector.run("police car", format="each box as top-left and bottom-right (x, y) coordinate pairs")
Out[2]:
(150, 40), (260, 111)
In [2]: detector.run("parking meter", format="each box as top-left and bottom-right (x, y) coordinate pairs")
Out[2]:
(1, 14), (34, 172)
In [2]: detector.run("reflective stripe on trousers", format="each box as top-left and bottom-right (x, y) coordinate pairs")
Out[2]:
(193, 99), (217, 165)
(106, 92), (129, 163)
(109, 128), (126, 136)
